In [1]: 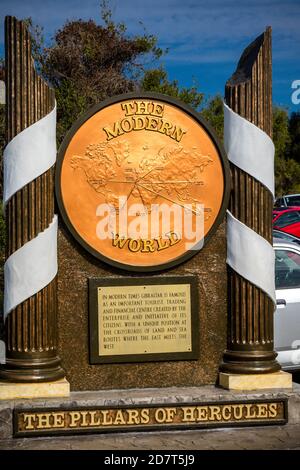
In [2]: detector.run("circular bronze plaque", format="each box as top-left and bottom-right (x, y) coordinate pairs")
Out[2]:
(56, 93), (230, 271)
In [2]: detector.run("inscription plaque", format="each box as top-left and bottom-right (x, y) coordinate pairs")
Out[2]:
(89, 276), (198, 363)
(14, 399), (287, 437)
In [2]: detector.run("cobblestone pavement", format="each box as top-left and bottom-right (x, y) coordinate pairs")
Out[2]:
(1, 424), (300, 450)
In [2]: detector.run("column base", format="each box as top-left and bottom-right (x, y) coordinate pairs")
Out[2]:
(0, 356), (65, 383)
(0, 378), (70, 400)
(220, 349), (281, 374)
(219, 371), (293, 391)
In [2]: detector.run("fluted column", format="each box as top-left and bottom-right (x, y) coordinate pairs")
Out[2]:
(0, 16), (64, 382)
(220, 27), (280, 374)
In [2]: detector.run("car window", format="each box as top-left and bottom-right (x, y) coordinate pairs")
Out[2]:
(273, 231), (283, 239)
(273, 231), (300, 245)
(274, 211), (300, 228)
(286, 196), (300, 206)
(274, 198), (282, 208)
(273, 231), (288, 240)
(275, 249), (300, 289)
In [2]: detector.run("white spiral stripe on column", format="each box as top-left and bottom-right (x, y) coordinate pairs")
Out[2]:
(4, 215), (58, 319)
(3, 104), (58, 319)
(224, 103), (275, 196)
(224, 102), (276, 304)
(227, 211), (276, 304)
(3, 104), (57, 204)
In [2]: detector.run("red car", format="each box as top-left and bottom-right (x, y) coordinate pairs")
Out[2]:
(273, 207), (300, 237)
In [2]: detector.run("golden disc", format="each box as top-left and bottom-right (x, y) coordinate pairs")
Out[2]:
(56, 94), (230, 271)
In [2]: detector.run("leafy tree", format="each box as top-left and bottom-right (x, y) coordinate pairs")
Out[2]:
(288, 112), (300, 164)
(141, 68), (203, 111)
(36, 4), (165, 143)
(199, 98), (300, 196)
(273, 107), (291, 160)
(273, 107), (291, 195)
(275, 158), (300, 195)
(272, 107), (300, 195)
(201, 94), (224, 141)
(24, 2), (206, 144)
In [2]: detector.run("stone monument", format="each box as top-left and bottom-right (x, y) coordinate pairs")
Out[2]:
(0, 17), (296, 439)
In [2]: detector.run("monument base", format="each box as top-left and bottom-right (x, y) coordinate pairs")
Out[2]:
(0, 378), (70, 400)
(1, 384), (298, 439)
(219, 371), (292, 390)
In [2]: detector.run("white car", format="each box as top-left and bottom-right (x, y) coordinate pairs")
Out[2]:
(274, 194), (300, 208)
(274, 238), (300, 370)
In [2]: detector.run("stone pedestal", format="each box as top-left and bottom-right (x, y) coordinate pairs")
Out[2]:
(219, 371), (292, 391)
(0, 378), (70, 400)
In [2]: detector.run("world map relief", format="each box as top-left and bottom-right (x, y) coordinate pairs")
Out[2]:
(70, 140), (213, 215)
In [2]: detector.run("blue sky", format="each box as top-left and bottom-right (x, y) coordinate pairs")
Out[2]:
(0, 0), (300, 112)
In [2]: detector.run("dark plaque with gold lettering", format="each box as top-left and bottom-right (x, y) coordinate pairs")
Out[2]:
(89, 276), (199, 363)
(14, 398), (287, 437)
(56, 93), (230, 272)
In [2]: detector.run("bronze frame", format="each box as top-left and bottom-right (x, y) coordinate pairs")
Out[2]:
(88, 276), (199, 364)
(55, 92), (231, 272)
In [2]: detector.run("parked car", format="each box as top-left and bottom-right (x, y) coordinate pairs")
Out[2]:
(274, 238), (300, 371)
(273, 229), (300, 246)
(273, 207), (300, 237)
(275, 194), (300, 208)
